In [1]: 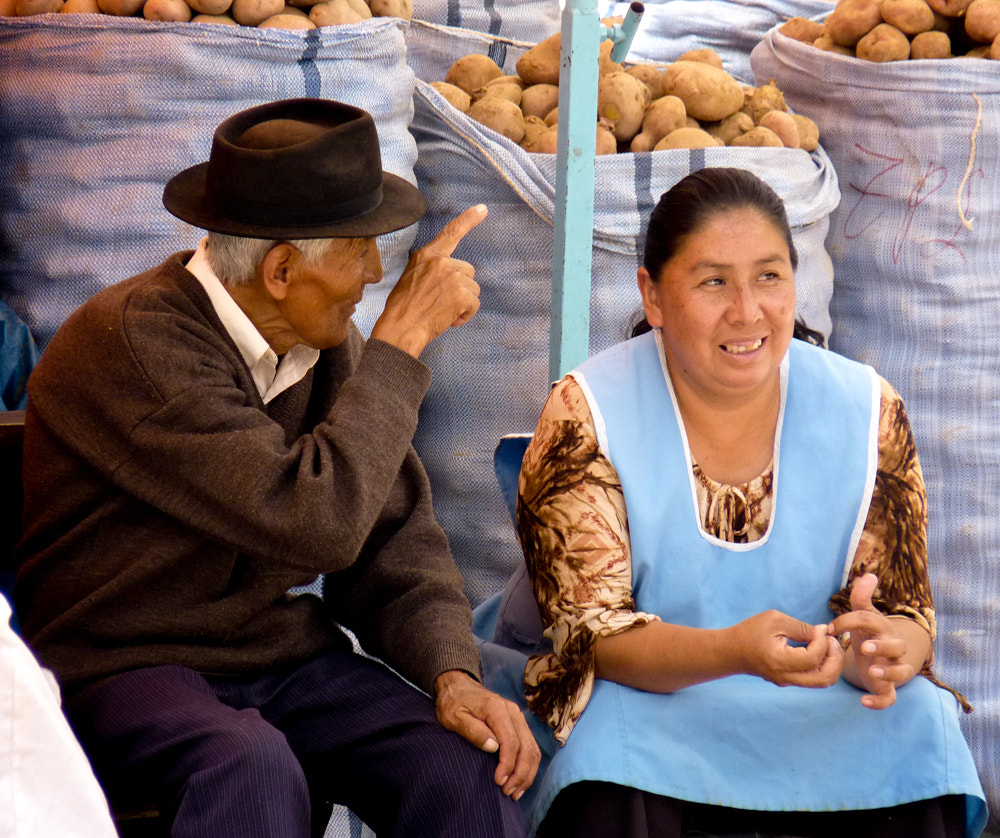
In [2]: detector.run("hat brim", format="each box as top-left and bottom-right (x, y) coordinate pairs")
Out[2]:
(163, 162), (426, 239)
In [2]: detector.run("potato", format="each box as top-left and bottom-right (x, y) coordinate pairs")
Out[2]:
(516, 32), (561, 85)
(598, 38), (624, 75)
(96, 0), (142, 12)
(661, 60), (743, 122)
(825, 0), (884, 46)
(280, 4), (308, 15)
(531, 125), (561, 154)
(475, 83), (523, 106)
(880, 0), (934, 32)
(780, 17), (825, 42)
(232, 0), (281, 25)
(631, 102), (688, 151)
(59, 0), (99, 12)
(931, 9), (954, 29)
(309, 0), (365, 24)
(758, 110), (800, 148)
(446, 54), (505, 96)
(677, 47), (725, 70)
(654, 127), (723, 150)
(813, 33), (857, 54)
(792, 114), (820, 151)
(192, 11), (237, 21)
(992, 31), (1000, 57)
(520, 116), (550, 151)
(742, 81), (787, 123)
(259, 11), (314, 26)
(485, 74), (525, 90)
(963, 43), (993, 55)
(0, 0), (15, 13)
(543, 107), (558, 126)
(926, 0), (973, 14)
(597, 71), (651, 142)
(910, 29), (952, 56)
(144, 0), (190, 19)
(729, 126), (784, 147)
(638, 95), (687, 144)
(703, 111), (755, 144)
(467, 97), (526, 143)
(630, 131), (658, 152)
(520, 84), (560, 119)
(15, 0), (62, 13)
(368, 0), (411, 19)
(625, 64), (665, 100)
(596, 120), (618, 155)
(430, 81), (472, 113)
(343, 0), (370, 16)
(187, 0), (231, 15)
(856, 22), (911, 59)
(965, 0), (1000, 43)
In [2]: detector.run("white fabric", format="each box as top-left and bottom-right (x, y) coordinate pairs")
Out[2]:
(1, 595), (118, 838)
(187, 240), (319, 404)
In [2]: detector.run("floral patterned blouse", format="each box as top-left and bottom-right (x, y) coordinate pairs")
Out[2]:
(517, 365), (969, 746)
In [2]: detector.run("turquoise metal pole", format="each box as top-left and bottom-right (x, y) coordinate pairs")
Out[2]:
(549, 1), (644, 382)
(550, 0), (601, 383)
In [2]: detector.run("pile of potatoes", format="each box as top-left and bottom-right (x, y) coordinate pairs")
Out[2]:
(2, 0), (410, 30)
(429, 31), (820, 154)
(781, 0), (1000, 60)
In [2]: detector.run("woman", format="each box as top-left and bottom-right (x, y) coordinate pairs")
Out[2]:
(513, 168), (987, 837)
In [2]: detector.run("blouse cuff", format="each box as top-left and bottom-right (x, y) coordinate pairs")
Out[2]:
(524, 610), (659, 745)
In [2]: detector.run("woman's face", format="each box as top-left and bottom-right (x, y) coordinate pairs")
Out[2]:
(638, 207), (796, 404)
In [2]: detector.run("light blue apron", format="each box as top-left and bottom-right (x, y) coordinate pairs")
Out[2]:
(526, 331), (987, 837)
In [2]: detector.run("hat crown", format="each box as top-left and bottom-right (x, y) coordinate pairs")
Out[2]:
(205, 100), (383, 230)
(237, 117), (334, 149)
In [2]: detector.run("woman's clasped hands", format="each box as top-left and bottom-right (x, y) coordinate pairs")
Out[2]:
(734, 573), (924, 710)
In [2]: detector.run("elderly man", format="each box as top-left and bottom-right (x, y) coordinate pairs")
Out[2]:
(13, 98), (539, 838)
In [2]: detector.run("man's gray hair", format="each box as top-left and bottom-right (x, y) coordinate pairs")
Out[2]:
(207, 232), (334, 287)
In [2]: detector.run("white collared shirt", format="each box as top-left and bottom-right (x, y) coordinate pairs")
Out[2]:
(186, 238), (320, 404)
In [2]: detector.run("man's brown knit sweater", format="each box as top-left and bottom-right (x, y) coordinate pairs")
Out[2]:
(14, 253), (482, 695)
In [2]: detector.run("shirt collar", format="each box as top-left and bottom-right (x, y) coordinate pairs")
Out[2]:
(186, 238), (320, 403)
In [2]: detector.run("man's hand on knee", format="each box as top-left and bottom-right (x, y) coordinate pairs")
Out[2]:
(433, 669), (541, 801)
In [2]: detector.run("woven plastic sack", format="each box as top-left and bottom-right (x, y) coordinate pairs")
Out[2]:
(413, 0), (559, 43)
(406, 21), (840, 607)
(0, 15), (418, 350)
(752, 29), (1000, 831)
(604, 0), (834, 84)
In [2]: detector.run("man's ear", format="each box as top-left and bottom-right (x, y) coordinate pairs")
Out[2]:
(637, 267), (664, 329)
(259, 243), (298, 302)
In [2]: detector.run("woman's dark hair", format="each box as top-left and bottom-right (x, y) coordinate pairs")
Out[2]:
(631, 167), (822, 346)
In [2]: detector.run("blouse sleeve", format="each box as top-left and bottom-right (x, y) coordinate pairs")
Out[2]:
(518, 374), (659, 745)
(827, 376), (972, 712)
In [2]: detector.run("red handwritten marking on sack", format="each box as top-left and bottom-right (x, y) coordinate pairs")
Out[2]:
(841, 143), (985, 267)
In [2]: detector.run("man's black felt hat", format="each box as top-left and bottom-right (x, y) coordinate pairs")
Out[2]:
(163, 98), (426, 239)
